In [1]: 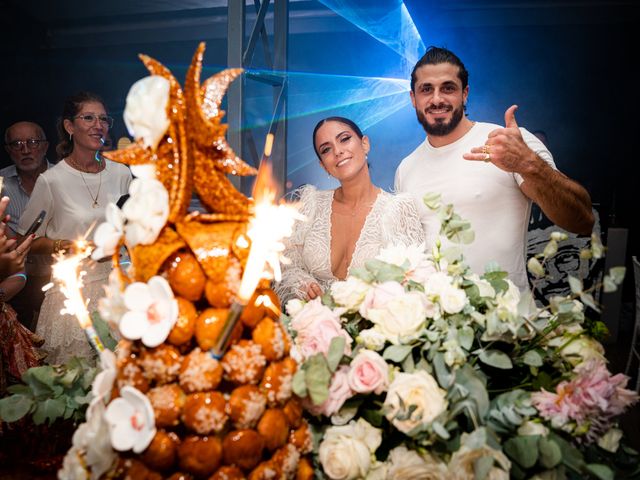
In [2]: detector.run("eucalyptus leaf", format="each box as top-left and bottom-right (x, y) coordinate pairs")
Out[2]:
(543, 239), (558, 259)
(326, 337), (346, 372)
(538, 436), (562, 469)
(432, 420), (451, 440)
(478, 350), (513, 369)
(474, 455), (495, 480)
(0, 395), (34, 422)
(459, 326), (474, 350)
(527, 257), (545, 278)
(305, 354), (331, 405)
(608, 266), (626, 284)
(423, 192), (442, 210)
(383, 344), (413, 363)
(32, 397), (66, 425)
(350, 267), (374, 283)
(568, 276), (582, 294)
(455, 364), (489, 418)
(433, 353), (454, 389)
(504, 435), (539, 469)
(92, 312), (118, 351)
(579, 292), (599, 312)
(522, 350), (543, 367)
(585, 464), (614, 480)
(292, 369), (308, 397)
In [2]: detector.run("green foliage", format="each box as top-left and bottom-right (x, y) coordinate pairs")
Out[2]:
(0, 357), (97, 425)
(486, 390), (536, 434)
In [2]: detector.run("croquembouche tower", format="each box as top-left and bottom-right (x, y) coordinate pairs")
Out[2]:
(59, 43), (313, 480)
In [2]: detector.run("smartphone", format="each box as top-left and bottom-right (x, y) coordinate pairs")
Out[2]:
(21, 210), (46, 239)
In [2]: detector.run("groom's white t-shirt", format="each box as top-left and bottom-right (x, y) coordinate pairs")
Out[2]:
(394, 122), (555, 290)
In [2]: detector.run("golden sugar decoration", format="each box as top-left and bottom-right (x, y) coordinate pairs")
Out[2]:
(129, 227), (186, 282)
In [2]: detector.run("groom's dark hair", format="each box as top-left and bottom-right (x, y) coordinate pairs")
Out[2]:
(312, 116), (364, 159)
(411, 46), (469, 93)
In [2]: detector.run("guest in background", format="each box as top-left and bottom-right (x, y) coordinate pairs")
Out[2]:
(275, 117), (424, 304)
(0, 196), (42, 393)
(1, 121), (53, 331)
(18, 91), (131, 365)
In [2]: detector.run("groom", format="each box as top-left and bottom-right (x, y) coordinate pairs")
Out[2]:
(394, 47), (593, 290)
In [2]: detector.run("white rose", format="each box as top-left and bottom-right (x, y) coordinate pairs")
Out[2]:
(495, 280), (521, 316)
(467, 274), (496, 298)
(598, 428), (623, 453)
(449, 432), (511, 480)
(387, 446), (448, 480)
(376, 243), (435, 283)
(319, 419), (381, 480)
(367, 291), (427, 344)
(424, 272), (453, 297)
(384, 370), (447, 434)
(366, 461), (389, 480)
(285, 298), (304, 317)
(357, 328), (387, 351)
(439, 285), (467, 314)
(558, 335), (605, 366)
(330, 277), (370, 312)
(123, 75), (170, 150)
(517, 420), (549, 437)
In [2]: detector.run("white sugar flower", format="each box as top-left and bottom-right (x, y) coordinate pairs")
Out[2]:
(92, 203), (125, 260)
(91, 349), (116, 403)
(123, 75), (170, 150)
(98, 269), (127, 330)
(119, 276), (178, 347)
(104, 386), (156, 453)
(122, 177), (169, 247)
(67, 399), (116, 479)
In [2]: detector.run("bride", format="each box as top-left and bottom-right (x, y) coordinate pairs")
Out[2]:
(275, 117), (424, 304)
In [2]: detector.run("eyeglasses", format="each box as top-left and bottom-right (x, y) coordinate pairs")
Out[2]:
(74, 114), (114, 129)
(5, 139), (47, 151)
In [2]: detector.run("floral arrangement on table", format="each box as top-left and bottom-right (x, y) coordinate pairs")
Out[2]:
(288, 193), (639, 480)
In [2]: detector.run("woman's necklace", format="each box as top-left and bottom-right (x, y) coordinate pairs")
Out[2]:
(66, 157), (103, 208)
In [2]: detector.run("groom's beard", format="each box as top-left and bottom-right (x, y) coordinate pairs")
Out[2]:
(416, 103), (464, 137)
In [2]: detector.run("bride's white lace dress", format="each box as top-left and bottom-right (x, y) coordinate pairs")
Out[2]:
(274, 186), (425, 305)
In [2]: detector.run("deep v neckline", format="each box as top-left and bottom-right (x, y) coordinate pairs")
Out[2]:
(327, 189), (383, 280)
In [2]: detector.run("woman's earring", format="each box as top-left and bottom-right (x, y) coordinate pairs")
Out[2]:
(69, 133), (73, 142)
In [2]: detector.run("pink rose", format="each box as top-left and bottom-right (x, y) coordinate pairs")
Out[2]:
(306, 366), (354, 417)
(348, 350), (389, 395)
(359, 282), (405, 318)
(297, 317), (352, 360)
(291, 298), (341, 335)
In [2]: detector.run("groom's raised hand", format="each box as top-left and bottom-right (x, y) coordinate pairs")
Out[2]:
(463, 105), (538, 174)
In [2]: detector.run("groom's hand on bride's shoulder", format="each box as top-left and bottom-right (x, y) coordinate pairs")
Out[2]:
(305, 282), (323, 300)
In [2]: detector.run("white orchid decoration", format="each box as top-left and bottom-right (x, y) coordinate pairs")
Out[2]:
(123, 75), (171, 150)
(104, 386), (156, 454)
(92, 164), (169, 261)
(91, 349), (116, 404)
(118, 275), (178, 348)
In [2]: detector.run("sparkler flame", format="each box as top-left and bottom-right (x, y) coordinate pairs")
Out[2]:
(51, 240), (94, 328)
(236, 135), (303, 303)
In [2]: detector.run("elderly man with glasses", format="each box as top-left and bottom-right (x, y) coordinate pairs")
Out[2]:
(1, 121), (52, 331)
(1, 121), (51, 235)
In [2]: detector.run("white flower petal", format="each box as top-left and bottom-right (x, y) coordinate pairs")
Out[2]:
(141, 321), (171, 348)
(123, 283), (152, 311)
(119, 312), (147, 340)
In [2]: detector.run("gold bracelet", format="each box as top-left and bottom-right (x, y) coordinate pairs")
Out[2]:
(53, 239), (63, 253)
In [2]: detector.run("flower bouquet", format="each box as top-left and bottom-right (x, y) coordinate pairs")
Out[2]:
(287, 194), (639, 480)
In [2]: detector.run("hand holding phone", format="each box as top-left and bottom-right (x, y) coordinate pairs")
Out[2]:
(20, 210), (46, 243)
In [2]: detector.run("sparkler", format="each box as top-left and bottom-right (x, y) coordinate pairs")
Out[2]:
(210, 133), (302, 358)
(51, 239), (105, 353)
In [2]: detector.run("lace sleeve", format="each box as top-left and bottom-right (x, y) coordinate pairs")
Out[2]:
(273, 186), (320, 306)
(381, 193), (426, 246)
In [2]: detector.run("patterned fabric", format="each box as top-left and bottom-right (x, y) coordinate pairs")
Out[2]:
(0, 302), (44, 393)
(274, 186), (425, 305)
